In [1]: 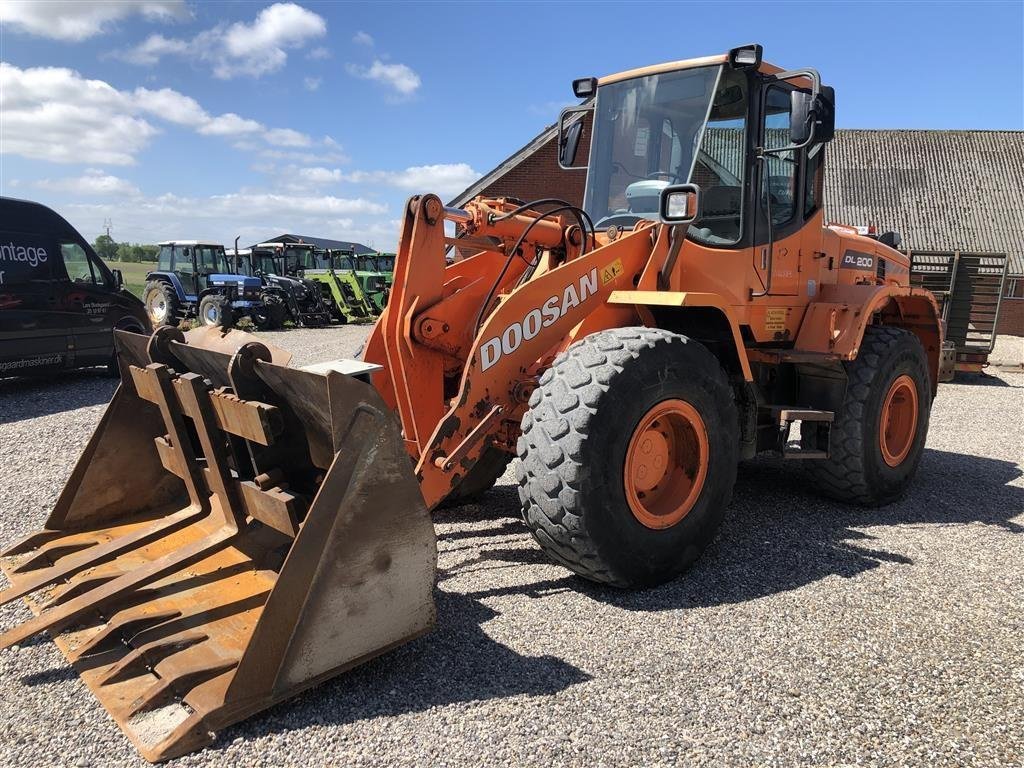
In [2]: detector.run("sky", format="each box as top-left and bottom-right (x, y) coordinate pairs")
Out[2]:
(1, 0), (1022, 251)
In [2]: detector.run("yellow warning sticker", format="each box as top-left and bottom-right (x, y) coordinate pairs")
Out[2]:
(600, 258), (624, 285)
(765, 307), (787, 332)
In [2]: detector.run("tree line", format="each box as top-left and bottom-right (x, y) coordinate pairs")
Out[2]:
(92, 234), (159, 264)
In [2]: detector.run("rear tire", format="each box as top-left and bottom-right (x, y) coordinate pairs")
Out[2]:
(143, 281), (180, 328)
(517, 327), (739, 588)
(252, 297), (284, 331)
(441, 447), (512, 505)
(198, 294), (233, 328)
(806, 326), (931, 506)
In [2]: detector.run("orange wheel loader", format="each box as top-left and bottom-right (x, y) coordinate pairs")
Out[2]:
(0, 45), (946, 761)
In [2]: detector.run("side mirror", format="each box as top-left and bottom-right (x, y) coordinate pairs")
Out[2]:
(659, 184), (701, 224)
(557, 106), (591, 170)
(560, 121), (582, 167)
(111, 268), (124, 289)
(790, 90), (814, 145)
(814, 85), (836, 142)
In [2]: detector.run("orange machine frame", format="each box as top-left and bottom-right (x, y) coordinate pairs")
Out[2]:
(362, 194), (943, 510)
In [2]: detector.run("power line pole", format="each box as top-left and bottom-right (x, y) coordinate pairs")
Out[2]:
(103, 218), (113, 239)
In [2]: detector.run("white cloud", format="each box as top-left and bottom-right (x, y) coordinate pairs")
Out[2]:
(0, 62), (317, 164)
(121, 2), (326, 79)
(346, 59), (421, 97)
(253, 146), (351, 165)
(303, 76), (322, 91)
(0, 0), (188, 41)
(132, 87), (206, 125)
(33, 169), (141, 196)
(297, 167), (342, 185)
(264, 128), (312, 148)
(306, 46), (331, 60)
(198, 112), (264, 136)
(0, 63), (156, 164)
(342, 163), (480, 196)
(352, 31), (374, 46)
(118, 32), (190, 65)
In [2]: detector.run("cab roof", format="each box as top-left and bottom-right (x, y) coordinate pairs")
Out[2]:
(157, 240), (224, 247)
(598, 49), (782, 86)
(256, 241), (314, 249)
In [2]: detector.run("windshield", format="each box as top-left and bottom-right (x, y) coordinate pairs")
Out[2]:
(251, 252), (282, 275)
(284, 247), (318, 272)
(583, 65), (721, 226)
(195, 246), (226, 273)
(333, 252), (357, 271)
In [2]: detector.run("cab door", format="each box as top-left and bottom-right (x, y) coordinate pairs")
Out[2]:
(754, 84), (812, 297)
(175, 246), (200, 297)
(55, 241), (119, 366)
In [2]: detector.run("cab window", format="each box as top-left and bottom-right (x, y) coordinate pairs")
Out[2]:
(195, 246), (224, 273)
(804, 142), (825, 216)
(158, 245), (173, 271)
(177, 247), (195, 275)
(692, 69), (748, 243)
(61, 243), (97, 283)
(762, 86), (797, 226)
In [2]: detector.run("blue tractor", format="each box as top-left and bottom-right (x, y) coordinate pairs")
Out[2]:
(142, 241), (279, 329)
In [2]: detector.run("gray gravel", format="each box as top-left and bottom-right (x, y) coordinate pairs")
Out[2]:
(1, 325), (1022, 768)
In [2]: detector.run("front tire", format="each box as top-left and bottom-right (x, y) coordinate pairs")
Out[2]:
(806, 326), (931, 506)
(143, 281), (180, 328)
(198, 294), (233, 328)
(517, 327), (739, 588)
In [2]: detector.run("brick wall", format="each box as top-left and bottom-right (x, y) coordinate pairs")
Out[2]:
(997, 297), (1024, 337)
(473, 115), (590, 208)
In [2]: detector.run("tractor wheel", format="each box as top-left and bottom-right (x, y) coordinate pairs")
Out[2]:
(143, 281), (180, 328)
(268, 299), (287, 329)
(805, 326), (931, 506)
(441, 446), (513, 506)
(251, 305), (274, 331)
(198, 294), (233, 329)
(517, 327), (739, 588)
(252, 297), (285, 331)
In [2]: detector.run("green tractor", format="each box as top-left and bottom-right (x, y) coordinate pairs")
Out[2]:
(353, 252), (394, 310)
(323, 249), (390, 314)
(281, 244), (376, 324)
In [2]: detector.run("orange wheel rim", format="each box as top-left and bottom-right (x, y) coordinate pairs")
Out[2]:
(624, 399), (709, 529)
(879, 374), (918, 467)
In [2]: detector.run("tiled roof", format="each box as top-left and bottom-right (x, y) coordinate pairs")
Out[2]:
(824, 130), (1024, 275)
(248, 234), (375, 254)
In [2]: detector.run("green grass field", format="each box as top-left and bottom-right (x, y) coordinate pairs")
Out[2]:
(107, 261), (152, 299)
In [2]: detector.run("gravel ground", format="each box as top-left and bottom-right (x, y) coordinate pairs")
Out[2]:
(990, 335), (1023, 369)
(1, 325), (1021, 768)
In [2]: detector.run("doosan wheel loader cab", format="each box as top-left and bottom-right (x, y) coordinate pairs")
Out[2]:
(0, 45), (944, 764)
(143, 241), (264, 328)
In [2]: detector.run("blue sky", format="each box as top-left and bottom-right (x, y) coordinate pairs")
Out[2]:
(1, 0), (1021, 250)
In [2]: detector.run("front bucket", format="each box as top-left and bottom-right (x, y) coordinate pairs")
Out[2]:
(0, 326), (437, 761)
